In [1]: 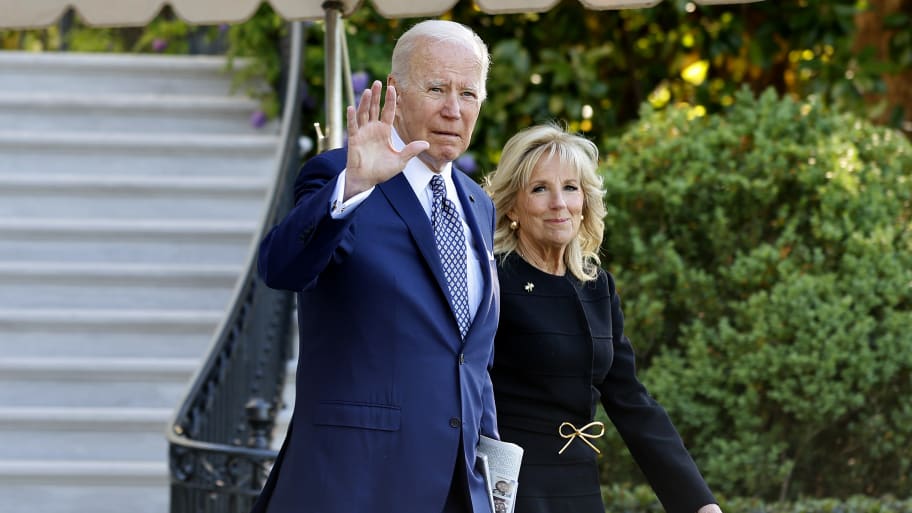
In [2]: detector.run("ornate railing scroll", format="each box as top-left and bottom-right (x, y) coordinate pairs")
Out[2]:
(166, 20), (306, 513)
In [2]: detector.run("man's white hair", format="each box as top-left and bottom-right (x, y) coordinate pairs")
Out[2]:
(389, 20), (491, 101)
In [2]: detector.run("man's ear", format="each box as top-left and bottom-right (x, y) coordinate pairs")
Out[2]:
(387, 75), (401, 115)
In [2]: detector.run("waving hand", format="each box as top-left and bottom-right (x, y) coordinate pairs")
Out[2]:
(343, 80), (429, 200)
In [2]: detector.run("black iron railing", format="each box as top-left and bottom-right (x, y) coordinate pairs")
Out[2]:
(166, 21), (306, 513)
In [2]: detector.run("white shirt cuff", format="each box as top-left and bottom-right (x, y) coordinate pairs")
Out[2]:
(329, 169), (374, 219)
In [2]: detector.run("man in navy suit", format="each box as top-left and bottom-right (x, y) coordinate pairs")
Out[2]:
(253, 20), (499, 513)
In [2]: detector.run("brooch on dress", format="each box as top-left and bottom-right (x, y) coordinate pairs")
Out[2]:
(524, 282), (534, 293)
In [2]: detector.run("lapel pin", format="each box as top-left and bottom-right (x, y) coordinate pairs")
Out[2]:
(524, 282), (534, 293)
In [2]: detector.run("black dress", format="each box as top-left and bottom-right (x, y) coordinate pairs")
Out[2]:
(491, 253), (716, 513)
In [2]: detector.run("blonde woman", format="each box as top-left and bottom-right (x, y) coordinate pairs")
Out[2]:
(485, 124), (722, 513)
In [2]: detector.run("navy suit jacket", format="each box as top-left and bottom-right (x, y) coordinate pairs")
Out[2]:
(252, 148), (500, 513)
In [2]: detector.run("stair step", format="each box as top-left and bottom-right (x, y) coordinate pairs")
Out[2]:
(0, 261), (241, 283)
(0, 217), (257, 240)
(0, 356), (199, 380)
(0, 262), (239, 310)
(0, 406), (172, 427)
(0, 214), (255, 263)
(0, 130), (279, 152)
(0, 282), (234, 310)
(0, 307), (222, 331)
(0, 127), (278, 143)
(0, 49), (236, 70)
(0, 357), (198, 408)
(0, 186), (266, 221)
(0, 217), (256, 272)
(0, 330), (214, 359)
(0, 130), (278, 178)
(0, 91), (259, 110)
(0, 91), (277, 134)
(0, 173), (269, 193)
(0, 460), (168, 513)
(0, 262), (241, 310)
(1, 428), (168, 461)
(0, 407), (172, 461)
(0, 459), (167, 485)
(0, 50), (252, 97)
(0, 483), (168, 513)
(0, 235), (252, 266)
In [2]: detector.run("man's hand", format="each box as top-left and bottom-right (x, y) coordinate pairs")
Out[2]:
(343, 80), (429, 200)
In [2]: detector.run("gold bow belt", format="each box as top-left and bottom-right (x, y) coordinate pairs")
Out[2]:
(558, 421), (605, 455)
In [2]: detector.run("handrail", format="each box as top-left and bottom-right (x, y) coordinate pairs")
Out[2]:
(166, 20), (306, 513)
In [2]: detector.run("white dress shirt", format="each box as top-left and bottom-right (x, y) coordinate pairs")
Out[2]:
(328, 130), (483, 324)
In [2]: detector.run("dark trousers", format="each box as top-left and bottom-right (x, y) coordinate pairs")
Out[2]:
(442, 441), (472, 513)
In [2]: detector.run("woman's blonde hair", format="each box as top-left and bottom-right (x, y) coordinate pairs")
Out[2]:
(484, 123), (606, 282)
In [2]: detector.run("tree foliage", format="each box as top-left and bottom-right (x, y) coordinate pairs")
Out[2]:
(329, 0), (912, 170)
(595, 87), (912, 500)
(603, 483), (912, 513)
(3, 1), (908, 166)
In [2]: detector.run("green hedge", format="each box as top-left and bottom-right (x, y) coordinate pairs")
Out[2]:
(592, 88), (912, 500)
(602, 484), (912, 513)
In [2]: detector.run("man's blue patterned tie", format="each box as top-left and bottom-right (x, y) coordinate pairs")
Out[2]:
(430, 174), (470, 339)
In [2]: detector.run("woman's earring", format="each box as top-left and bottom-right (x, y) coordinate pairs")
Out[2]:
(580, 214), (585, 220)
(509, 220), (519, 231)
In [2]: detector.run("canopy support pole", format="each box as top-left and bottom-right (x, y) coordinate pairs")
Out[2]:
(319, 1), (345, 152)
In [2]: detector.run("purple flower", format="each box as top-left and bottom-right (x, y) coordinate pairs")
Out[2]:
(455, 154), (478, 175)
(218, 24), (230, 34)
(151, 38), (168, 52)
(250, 110), (267, 129)
(300, 82), (316, 109)
(352, 71), (371, 107)
(352, 71), (370, 93)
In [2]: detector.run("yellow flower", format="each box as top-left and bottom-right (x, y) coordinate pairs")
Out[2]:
(648, 84), (671, 108)
(687, 105), (707, 120)
(681, 59), (709, 86)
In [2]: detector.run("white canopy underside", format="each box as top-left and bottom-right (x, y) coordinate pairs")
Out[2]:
(0, 0), (764, 29)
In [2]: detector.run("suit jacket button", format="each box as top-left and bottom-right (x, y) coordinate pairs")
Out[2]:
(449, 417), (461, 428)
(458, 353), (465, 365)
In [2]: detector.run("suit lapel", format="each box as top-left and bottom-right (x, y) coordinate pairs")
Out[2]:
(377, 172), (454, 313)
(378, 170), (493, 341)
(453, 171), (495, 340)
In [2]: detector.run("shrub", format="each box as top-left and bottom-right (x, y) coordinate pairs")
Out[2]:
(602, 484), (912, 513)
(594, 88), (912, 500)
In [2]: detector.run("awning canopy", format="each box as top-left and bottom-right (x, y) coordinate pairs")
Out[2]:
(0, 0), (763, 29)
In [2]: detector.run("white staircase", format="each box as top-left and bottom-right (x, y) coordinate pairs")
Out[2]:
(0, 51), (281, 513)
